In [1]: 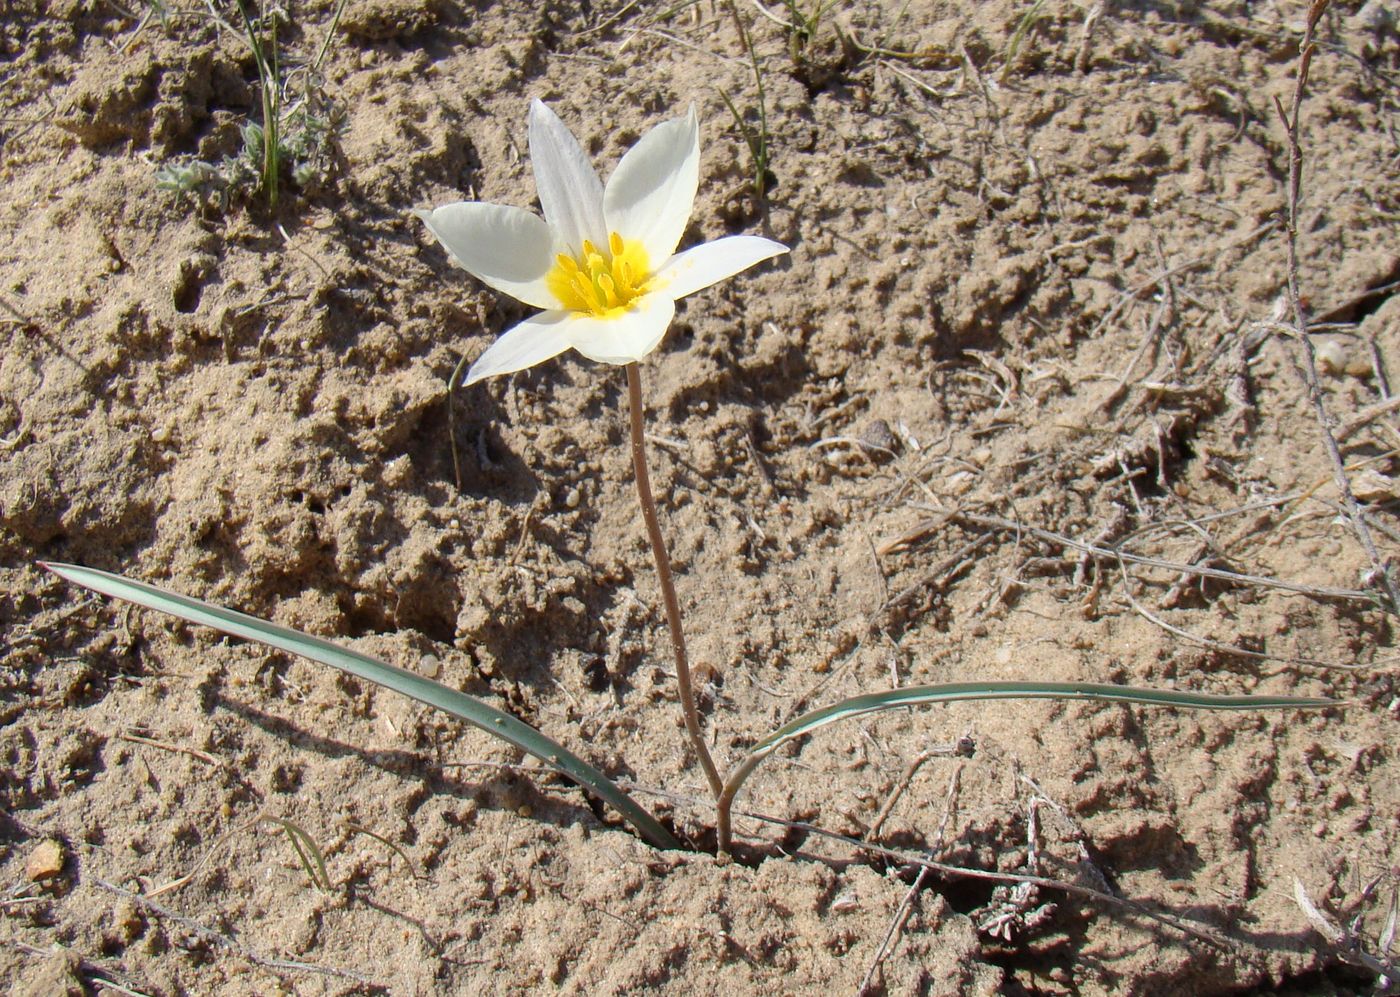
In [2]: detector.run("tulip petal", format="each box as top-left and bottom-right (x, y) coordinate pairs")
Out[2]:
(562, 293), (676, 366)
(415, 203), (560, 310)
(603, 106), (699, 263)
(653, 235), (788, 301)
(529, 100), (608, 256)
(465, 310), (574, 385)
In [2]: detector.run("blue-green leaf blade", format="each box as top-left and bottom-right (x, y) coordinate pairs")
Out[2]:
(42, 561), (681, 851)
(724, 680), (1336, 811)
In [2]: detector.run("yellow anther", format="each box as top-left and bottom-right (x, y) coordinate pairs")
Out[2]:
(546, 231), (653, 317)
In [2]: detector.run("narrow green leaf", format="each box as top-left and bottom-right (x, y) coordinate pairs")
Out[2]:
(264, 815), (331, 891)
(344, 821), (422, 880)
(1001, 0), (1048, 83)
(42, 562), (681, 851)
(722, 681), (1336, 812)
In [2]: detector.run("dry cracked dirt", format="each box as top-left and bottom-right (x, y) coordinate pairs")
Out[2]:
(4, 1), (1400, 994)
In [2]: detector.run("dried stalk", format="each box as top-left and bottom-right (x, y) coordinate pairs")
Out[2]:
(1271, 0), (1400, 615)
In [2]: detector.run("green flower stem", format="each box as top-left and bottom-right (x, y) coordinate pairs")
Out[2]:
(625, 362), (724, 805)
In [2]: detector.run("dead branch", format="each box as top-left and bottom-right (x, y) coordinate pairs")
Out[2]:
(90, 877), (385, 988)
(738, 811), (1234, 950)
(1272, 0), (1400, 615)
(947, 509), (1379, 603)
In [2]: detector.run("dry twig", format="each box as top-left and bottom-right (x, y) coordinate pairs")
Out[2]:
(90, 877), (385, 987)
(948, 509), (1378, 604)
(856, 766), (966, 996)
(737, 811), (1233, 949)
(1338, 394), (1400, 443)
(1295, 878), (1400, 990)
(866, 738), (971, 841)
(116, 731), (220, 768)
(1271, 0), (1400, 615)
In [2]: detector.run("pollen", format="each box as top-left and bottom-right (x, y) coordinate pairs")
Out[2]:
(547, 233), (651, 317)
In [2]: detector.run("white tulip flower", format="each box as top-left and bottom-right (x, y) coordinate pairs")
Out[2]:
(416, 100), (789, 384)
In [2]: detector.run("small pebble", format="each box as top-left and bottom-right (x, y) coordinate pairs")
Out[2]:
(26, 839), (65, 881)
(858, 418), (898, 457)
(1315, 340), (1347, 376)
(1354, 0), (1394, 31)
(830, 890), (860, 913)
(1351, 469), (1396, 504)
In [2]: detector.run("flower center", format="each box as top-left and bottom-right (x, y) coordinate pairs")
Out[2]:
(547, 232), (651, 317)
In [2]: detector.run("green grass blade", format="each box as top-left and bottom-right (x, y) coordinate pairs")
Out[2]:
(264, 815), (331, 891)
(312, 0), (350, 74)
(722, 680), (1336, 812)
(731, 4), (769, 202)
(344, 821), (422, 880)
(1000, 0), (1047, 83)
(718, 88), (765, 203)
(41, 562), (681, 851)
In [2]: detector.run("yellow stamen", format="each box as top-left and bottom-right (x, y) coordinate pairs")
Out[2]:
(546, 231), (653, 317)
(598, 273), (618, 307)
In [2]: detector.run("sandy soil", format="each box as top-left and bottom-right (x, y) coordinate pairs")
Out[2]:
(4, 0), (1400, 993)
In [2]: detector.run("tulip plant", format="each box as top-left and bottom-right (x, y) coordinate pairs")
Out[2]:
(43, 101), (1333, 858)
(417, 100), (787, 812)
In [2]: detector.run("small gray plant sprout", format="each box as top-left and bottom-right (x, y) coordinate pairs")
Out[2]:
(154, 158), (217, 195)
(48, 101), (1337, 863)
(777, 0), (849, 79)
(154, 0), (346, 212)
